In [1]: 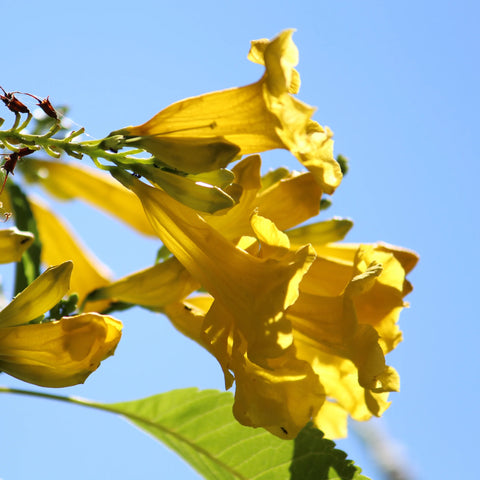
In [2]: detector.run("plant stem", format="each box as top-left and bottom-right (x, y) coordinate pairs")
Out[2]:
(0, 385), (120, 415)
(0, 127), (154, 166)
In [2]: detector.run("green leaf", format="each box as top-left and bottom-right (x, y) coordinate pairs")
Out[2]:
(6, 181), (42, 295)
(107, 388), (369, 480)
(292, 423), (369, 480)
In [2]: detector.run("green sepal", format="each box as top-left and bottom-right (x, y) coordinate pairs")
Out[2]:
(260, 166), (290, 190)
(320, 197), (332, 211)
(155, 244), (172, 263)
(186, 167), (235, 189)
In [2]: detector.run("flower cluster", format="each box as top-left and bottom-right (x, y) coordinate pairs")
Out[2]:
(0, 30), (417, 439)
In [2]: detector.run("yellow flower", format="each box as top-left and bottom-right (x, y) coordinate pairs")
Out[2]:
(285, 243), (418, 435)
(86, 155), (332, 313)
(0, 261), (122, 387)
(164, 298), (325, 440)
(105, 157), (416, 439)
(86, 153), (329, 316)
(112, 168), (315, 370)
(164, 241), (417, 439)
(110, 30), (342, 193)
(0, 227), (34, 263)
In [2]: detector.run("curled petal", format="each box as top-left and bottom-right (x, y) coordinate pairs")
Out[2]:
(312, 353), (392, 421)
(232, 351), (325, 439)
(164, 298), (325, 439)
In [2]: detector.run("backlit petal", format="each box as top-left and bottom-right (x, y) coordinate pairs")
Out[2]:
(29, 196), (111, 309)
(0, 261), (72, 327)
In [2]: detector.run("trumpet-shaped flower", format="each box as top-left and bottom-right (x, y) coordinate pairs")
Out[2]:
(109, 30), (342, 193)
(0, 261), (122, 387)
(284, 243), (418, 435)
(163, 240), (416, 439)
(89, 155), (325, 315)
(112, 168), (315, 370)
(105, 156), (416, 439)
(164, 298), (325, 439)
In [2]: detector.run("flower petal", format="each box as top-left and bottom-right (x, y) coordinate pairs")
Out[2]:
(232, 350), (325, 439)
(0, 261), (72, 327)
(122, 79), (280, 164)
(89, 257), (199, 309)
(29, 196), (112, 310)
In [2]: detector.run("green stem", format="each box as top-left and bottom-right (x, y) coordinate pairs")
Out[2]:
(0, 127), (155, 166)
(0, 385), (121, 415)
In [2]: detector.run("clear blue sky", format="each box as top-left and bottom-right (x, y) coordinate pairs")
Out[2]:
(1, 1), (478, 479)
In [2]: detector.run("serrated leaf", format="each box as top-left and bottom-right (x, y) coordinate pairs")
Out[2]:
(105, 388), (369, 480)
(291, 423), (369, 480)
(6, 181), (42, 295)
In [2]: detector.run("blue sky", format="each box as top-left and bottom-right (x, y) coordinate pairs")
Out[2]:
(1, 1), (478, 479)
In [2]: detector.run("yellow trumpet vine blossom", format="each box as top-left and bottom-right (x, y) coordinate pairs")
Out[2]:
(164, 241), (417, 439)
(0, 261), (122, 387)
(111, 30), (342, 193)
(105, 153), (416, 438)
(164, 287), (325, 440)
(89, 155), (326, 312)
(286, 243), (418, 436)
(112, 168), (316, 371)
